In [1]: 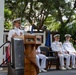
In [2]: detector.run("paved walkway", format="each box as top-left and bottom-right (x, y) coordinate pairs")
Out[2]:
(38, 69), (76, 75)
(0, 69), (76, 75)
(0, 71), (7, 75)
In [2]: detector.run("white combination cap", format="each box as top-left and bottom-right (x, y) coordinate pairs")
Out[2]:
(12, 18), (21, 23)
(65, 34), (71, 37)
(54, 34), (60, 38)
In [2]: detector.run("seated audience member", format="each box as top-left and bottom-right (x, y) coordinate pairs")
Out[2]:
(51, 34), (71, 70)
(63, 34), (76, 69)
(36, 45), (47, 72)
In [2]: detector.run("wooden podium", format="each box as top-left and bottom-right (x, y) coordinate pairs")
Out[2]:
(24, 35), (41, 75)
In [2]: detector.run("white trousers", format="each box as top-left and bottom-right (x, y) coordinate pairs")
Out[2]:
(58, 53), (70, 68)
(36, 54), (46, 69)
(70, 53), (76, 66)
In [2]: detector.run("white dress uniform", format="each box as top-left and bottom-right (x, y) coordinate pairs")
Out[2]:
(51, 41), (70, 68)
(7, 27), (24, 63)
(63, 41), (76, 68)
(36, 46), (47, 72)
(8, 27), (24, 41)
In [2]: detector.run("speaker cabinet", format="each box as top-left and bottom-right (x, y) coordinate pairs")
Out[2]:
(11, 38), (24, 69)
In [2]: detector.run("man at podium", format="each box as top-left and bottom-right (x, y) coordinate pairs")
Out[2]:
(8, 18), (24, 42)
(7, 18), (24, 62)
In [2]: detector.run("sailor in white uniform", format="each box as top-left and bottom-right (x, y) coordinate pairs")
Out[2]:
(7, 18), (24, 63)
(36, 45), (47, 72)
(63, 34), (76, 68)
(51, 34), (71, 70)
(8, 18), (24, 41)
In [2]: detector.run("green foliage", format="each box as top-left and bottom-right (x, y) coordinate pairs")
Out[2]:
(4, 7), (12, 30)
(4, 0), (76, 39)
(44, 16), (60, 31)
(4, 21), (12, 30)
(66, 21), (76, 40)
(4, 8), (12, 19)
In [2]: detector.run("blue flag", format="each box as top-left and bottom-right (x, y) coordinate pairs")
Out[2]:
(45, 31), (51, 48)
(30, 25), (34, 34)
